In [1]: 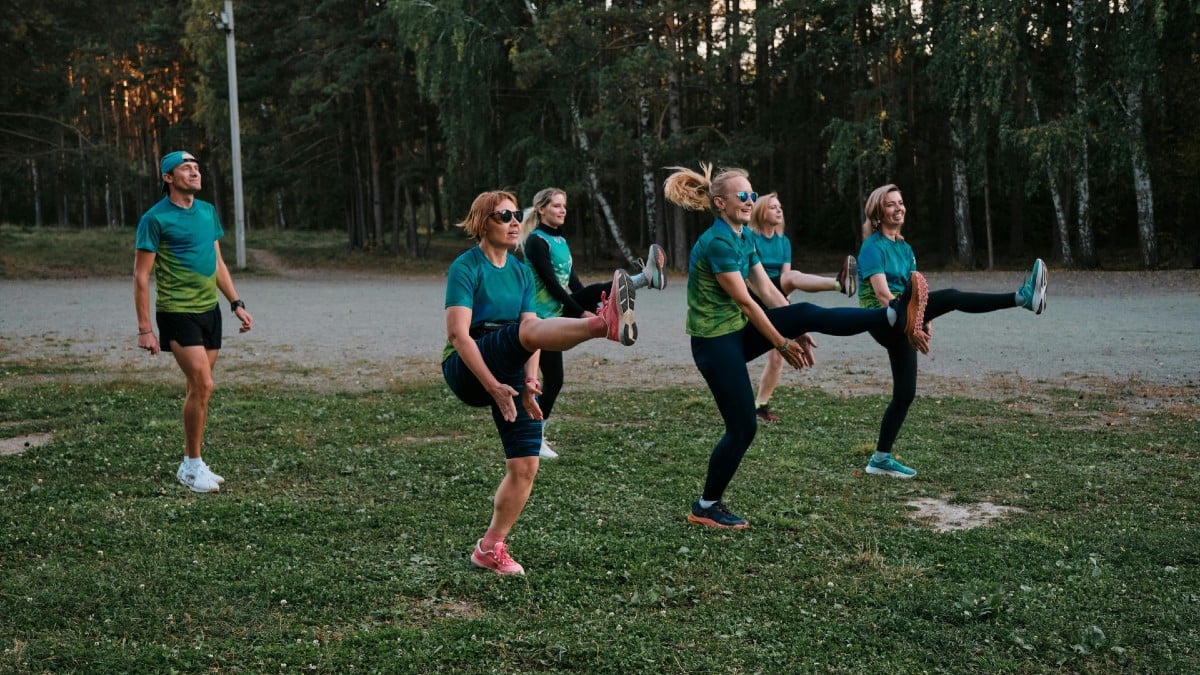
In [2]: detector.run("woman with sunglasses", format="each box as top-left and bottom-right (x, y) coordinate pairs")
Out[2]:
(747, 192), (858, 423)
(518, 187), (667, 459)
(443, 190), (637, 575)
(856, 183), (1048, 479)
(663, 163), (930, 529)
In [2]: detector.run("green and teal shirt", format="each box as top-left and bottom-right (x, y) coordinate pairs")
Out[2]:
(135, 197), (223, 313)
(856, 231), (917, 309)
(686, 218), (761, 338)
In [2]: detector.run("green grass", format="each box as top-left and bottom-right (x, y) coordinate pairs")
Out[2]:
(1, 377), (1196, 673)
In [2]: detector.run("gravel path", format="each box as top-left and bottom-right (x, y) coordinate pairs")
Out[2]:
(2, 268), (1198, 410)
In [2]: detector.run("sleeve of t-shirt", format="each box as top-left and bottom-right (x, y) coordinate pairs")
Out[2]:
(857, 240), (885, 280)
(135, 214), (160, 253)
(781, 236), (793, 265)
(444, 257), (475, 309)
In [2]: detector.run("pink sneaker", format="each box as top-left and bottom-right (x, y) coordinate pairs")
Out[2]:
(597, 269), (637, 346)
(471, 540), (525, 575)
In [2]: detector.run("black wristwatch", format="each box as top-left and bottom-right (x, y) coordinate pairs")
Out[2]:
(230, 299), (246, 312)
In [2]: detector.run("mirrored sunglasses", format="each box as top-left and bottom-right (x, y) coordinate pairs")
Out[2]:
(490, 209), (522, 223)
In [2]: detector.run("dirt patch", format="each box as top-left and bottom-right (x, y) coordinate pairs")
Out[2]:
(905, 496), (1026, 532)
(0, 433), (53, 456)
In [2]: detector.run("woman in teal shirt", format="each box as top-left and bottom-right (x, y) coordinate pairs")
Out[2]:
(747, 192), (857, 422)
(856, 183), (1048, 479)
(442, 190), (637, 574)
(664, 164), (930, 529)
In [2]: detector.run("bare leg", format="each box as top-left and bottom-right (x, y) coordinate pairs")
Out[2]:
(172, 344), (218, 459)
(756, 349), (784, 405)
(481, 456), (539, 549)
(518, 316), (598, 352)
(781, 270), (838, 294)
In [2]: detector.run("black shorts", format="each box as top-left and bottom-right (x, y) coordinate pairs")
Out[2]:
(157, 307), (222, 352)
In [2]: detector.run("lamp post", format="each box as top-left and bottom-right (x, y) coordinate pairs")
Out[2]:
(209, 1), (246, 269)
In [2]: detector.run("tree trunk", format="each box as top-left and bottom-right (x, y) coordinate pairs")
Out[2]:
(949, 124), (975, 268)
(572, 101), (635, 266)
(365, 87), (384, 249)
(667, 46), (686, 269)
(983, 159), (994, 270)
(1071, 0), (1097, 267)
(1029, 91), (1074, 266)
(1126, 82), (1158, 268)
(638, 93), (658, 246)
(30, 159), (42, 227)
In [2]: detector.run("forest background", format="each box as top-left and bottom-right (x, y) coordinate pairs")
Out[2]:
(2, 0), (1198, 272)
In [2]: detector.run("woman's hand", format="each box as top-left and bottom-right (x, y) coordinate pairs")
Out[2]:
(781, 333), (817, 369)
(486, 381), (521, 422)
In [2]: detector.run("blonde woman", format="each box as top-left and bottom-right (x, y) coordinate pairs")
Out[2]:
(518, 187), (666, 458)
(747, 192), (857, 422)
(442, 190), (636, 574)
(856, 183), (1047, 478)
(664, 164), (929, 528)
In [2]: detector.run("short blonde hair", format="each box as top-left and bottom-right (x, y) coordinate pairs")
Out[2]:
(663, 162), (750, 213)
(457, 190), (519, 241)
(862, 184), (900, 241)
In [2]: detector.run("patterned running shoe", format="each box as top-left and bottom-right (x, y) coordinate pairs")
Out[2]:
(837, 255), (858, 297)
(598, 269), (637, 346)
(891, 271), (930, 353)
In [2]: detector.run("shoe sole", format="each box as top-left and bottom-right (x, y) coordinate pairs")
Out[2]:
(864, 465), (917, 479)
(687, 513), (749, 529)
(648, 244), (667, 290)
(841, 255), (858, 297)
(904, 272), (929, 353)
(612, 269), (637, 346)
(1032, 259), (1047, 315)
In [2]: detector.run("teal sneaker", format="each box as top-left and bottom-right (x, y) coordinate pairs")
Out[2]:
(865, 454), (917, 478)
(688, 500), (748, 529)
(1019, 258), (1048, 314)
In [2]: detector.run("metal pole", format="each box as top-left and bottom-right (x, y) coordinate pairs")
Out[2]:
(222, 0), (246, 269)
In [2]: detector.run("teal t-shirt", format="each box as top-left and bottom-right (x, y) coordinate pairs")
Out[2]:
(686, 219), (760, 338)
(443, 247), (536, 362)
(748, 229), (790, 281)
(134, 197), (223, 313)
(525, 228), (573, 319)
(856, 231), (916, 309)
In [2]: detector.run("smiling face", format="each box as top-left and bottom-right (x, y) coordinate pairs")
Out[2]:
(878, 190), (905, 232)
(538, 192), (567, 228)
(164, 156), (201, 195)
(713, 175), (756, 226)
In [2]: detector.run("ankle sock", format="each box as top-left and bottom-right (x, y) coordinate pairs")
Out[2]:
(886, 306), (898, 326)
(698, 499), (717, 509)
(183, 456), (201, 468)
(586, 315), (607, 337)
(871, 451), (890, 462)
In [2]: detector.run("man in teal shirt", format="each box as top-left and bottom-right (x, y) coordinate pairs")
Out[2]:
(134, 150), (254, 493)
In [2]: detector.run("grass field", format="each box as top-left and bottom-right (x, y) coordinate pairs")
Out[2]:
(1, 375), (1197, 673)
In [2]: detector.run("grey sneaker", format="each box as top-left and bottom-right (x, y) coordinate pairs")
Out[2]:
(837, 255), (858, 297)
(177, 461), (220, 493)
(538, 440), (559, 460)
(630, 244), (667, 291)
(199, 461), (224, 484)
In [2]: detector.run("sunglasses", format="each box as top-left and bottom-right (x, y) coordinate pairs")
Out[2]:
(490, 209), (522, 224)
(728, 191), (758, 203)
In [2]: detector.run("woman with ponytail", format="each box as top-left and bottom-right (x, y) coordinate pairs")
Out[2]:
(664, 164), (930, 529)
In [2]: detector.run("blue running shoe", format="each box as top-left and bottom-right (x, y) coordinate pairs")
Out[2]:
(688, 500), (748, 529)
(865, 454), (917, 479)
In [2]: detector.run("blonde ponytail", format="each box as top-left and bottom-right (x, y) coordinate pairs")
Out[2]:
(517, 187), (565, 252)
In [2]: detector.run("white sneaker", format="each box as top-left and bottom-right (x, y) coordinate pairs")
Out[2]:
(538, 440), (559, 460)
(198, 461), (225, 484)
(177, 461), (220, 493)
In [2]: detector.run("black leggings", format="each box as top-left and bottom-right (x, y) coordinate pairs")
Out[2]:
(539, 282), (608, 419)
(693, 302), (891, 502)
(869, 288), (1016, 454)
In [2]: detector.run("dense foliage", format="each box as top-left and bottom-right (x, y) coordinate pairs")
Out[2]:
(1, 0), (1197, 268)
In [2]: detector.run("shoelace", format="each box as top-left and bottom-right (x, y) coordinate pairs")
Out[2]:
(492, 543), (516, 566)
